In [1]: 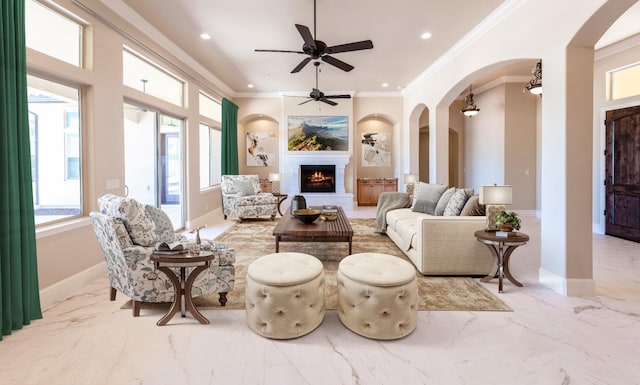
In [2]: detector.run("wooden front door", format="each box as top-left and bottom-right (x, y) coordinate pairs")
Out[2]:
(605, 105), (640, 242)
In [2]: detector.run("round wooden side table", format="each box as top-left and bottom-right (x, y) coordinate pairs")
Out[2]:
(150, 251), (215, 326)
(272, 193), (288, 216)
(474, 230), (529, 293)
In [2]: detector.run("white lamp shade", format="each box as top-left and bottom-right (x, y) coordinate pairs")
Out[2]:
(479, 185), (512, 205)
(403, 174), (418, 184)
(268, 172), (281, 182)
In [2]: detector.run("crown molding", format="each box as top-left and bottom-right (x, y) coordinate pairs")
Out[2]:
(93, 0), (235, 97)
(595, 33), (640, 61)
(404, 0), (529, 94)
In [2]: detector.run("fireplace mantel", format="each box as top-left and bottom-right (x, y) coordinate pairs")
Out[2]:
(283, 153), (353, 208)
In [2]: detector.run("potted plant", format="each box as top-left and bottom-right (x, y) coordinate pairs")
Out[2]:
(495, 211), (521, 232)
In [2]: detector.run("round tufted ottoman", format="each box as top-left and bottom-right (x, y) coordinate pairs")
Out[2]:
(337, 253), (418, 340)
(245, 252), (325, 339)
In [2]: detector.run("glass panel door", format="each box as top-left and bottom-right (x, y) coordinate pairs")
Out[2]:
(124, 103), (184, 229)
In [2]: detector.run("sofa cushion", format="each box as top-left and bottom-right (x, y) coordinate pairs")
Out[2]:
(443, 189), (469, 216)
(411, 182), (448, 215)
(434, 187), (456, 216)
(460, 194), (485, 216)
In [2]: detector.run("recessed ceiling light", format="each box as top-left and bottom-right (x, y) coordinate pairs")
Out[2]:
(382, 83), (389, 88)
(247, 84), (254, 88)
(421, 32), (432, 40)
(200, 33), (211, 40)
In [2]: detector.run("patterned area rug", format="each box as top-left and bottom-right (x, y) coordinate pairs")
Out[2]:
(123, 218), (511, 312)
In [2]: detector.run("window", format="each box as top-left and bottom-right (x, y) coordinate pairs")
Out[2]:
(28, 75), (82, 225)
(123, 48), (184, 107)
(25, 0), (82, 67)
(199, 92), (222, 121)
(609, 62), (640, 100)
(199, 123), (221, 189)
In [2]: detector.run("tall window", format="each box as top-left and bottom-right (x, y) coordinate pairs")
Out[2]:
(199, 92), (222, 189)
(25, 0), (82, 67)
(199, 123), (222, 189)
(123, 48), (184, 107)
(28, 75), (82, 225)
(609, 62), (640, 100)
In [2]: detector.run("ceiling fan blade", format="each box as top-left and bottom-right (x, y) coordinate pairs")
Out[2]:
(255, 49), (305, 54)
(321, 55), (354, 72)
(291, 57), (312, 73)
(320, 98), (338, 106)
(298, 98), (313, 106)
(325, 40), (374, 54)
(295, 24), (316, 49)
(325, 94), (351, 99)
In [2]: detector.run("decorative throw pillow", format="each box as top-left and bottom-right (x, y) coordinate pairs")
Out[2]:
(112, 218), (133, 249)
(145, 205), (175, 243)
(235, 180), (256, 197)
(434, 187), (456, 216)
(411, 182), (448, 215)
(443, 189), (469, 216)
(460, 194), (486, 216)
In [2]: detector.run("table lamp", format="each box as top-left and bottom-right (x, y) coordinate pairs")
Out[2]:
(268, 172), (281, 194)
(404, 174), (418, 195)
(479, 185), (512, 231)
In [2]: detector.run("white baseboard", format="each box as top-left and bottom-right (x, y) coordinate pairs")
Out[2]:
(538, 267), (595, 296)
(39, 262), (106, 310)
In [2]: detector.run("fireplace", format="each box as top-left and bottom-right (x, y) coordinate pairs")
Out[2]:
(300, 165), (336, 193)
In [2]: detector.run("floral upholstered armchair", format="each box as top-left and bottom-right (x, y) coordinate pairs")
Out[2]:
(220, 175), (278, 222)
(89, 194), (235, 316)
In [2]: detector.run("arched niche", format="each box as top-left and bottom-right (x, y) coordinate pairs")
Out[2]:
(238, 113), (280, 178)
(355, 114), (396, 179)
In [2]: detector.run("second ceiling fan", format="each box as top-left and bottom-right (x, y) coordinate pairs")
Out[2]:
(297, 62), (351, 106)
(255, 0), (374, 73)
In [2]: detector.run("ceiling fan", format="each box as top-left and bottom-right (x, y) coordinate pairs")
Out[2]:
(296, 62), (351, 106)
(255, 0), (374, 73)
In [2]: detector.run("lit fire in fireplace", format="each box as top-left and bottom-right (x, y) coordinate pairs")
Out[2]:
(309, 171), (333, 184)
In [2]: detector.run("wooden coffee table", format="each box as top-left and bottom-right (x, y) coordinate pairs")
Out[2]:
(273, 206), (353, 254)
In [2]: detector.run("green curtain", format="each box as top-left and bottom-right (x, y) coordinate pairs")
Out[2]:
(0, 0), (43, 341)
(221, 97), (239, 175)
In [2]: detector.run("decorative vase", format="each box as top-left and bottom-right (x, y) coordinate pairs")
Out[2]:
(499, 224), (514, 232)
(290, 195), (307, 215)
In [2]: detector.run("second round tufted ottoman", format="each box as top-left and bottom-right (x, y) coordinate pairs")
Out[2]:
(245, 252), (325, 339)
(337, 253), (418, 340)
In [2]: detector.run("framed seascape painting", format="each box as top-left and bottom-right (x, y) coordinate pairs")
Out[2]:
(361, 132), (391, 167)
(246, 132), (276, 166)
(288, 115), (348, 151)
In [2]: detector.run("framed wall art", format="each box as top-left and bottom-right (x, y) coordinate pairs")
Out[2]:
(287, 115), (348, 151)
(246, 132), (276, 166)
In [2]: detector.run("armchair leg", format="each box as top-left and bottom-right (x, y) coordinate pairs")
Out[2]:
(238, 218), (243, 223)
(110, 287), (117, 301)
(218, 292), (228, 307)
(270, 215), (275, 220)
(224, 214), (227, 220)
(132, 300), (141, 317)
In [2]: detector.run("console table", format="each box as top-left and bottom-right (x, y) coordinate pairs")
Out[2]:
(357, 178), (397, 206)
(474, 230), (529, 293)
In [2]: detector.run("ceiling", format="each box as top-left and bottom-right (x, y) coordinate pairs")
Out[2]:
(114, 0), (640, 97)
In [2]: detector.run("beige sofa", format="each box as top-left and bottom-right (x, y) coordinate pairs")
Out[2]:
(379, 190), (494, 275)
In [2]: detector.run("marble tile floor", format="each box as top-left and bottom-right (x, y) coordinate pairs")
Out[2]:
(1, 209), (640, 385)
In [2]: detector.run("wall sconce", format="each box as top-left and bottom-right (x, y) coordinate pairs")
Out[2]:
(403, 174), (418, 195)
(460, 84), (480, 117)
(479, 185), (512, 231)
(525, 60), (542, 95)
(268, 172), (281, 194)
